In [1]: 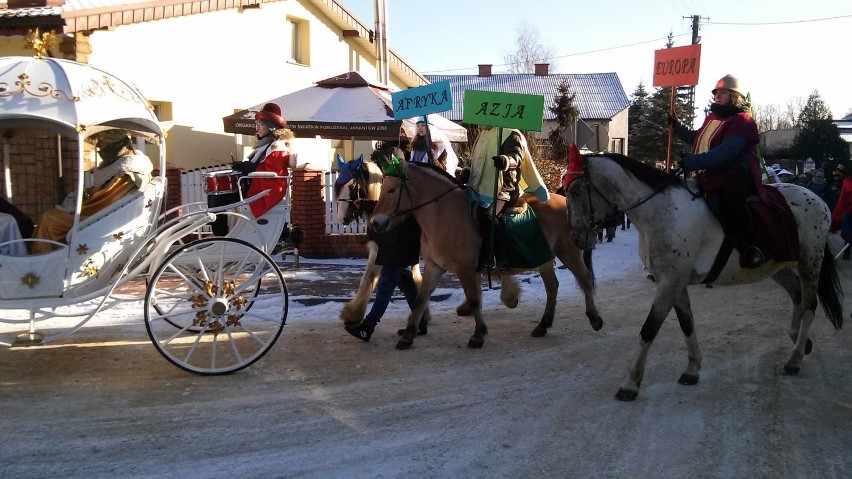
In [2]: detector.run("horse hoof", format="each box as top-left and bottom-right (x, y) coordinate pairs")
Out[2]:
(456, 305), (472, 316)
(467, 337), (484, 349)
(588, 315), (604, 331)
(782, 364), (800, 376)
(396, 338), (413, 350)
(805, 338), (813, 355)
(530, 326), (547, 337)
(677, 373), (699, 385)
(504, 298), (519, 309)
(615, 388), (638, 401)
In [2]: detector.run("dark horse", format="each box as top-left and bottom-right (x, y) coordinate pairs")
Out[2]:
(369, 160), (601, 350)
(565, 153), (843, 401)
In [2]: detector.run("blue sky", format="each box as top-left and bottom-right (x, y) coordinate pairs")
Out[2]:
(344, 0), (851, 119)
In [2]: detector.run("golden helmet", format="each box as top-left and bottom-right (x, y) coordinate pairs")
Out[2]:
(712, 74), (744, 96)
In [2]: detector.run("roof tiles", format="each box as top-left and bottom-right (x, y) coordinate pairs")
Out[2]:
(426, 72), (629, 121)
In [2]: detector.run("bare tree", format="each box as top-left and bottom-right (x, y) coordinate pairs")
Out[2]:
(752, 98), (807, 132)
(784, 97), (806, 127)
(502, 21), (556, 73)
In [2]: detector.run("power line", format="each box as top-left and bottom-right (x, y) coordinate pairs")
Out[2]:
(706, 13), (852, 26)
(419, 12), (851, 75)
(421, 32), (692, 74)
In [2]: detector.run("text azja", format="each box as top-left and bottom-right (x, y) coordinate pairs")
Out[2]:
(474, 102), (526, 119)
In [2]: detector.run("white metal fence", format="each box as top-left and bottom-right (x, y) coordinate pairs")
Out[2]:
(180, 168), (366, 235)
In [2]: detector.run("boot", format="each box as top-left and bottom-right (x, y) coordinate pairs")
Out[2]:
(492, 216), (511, 270)
(344, 320), (375, 342)
(744, 246), (766, 267)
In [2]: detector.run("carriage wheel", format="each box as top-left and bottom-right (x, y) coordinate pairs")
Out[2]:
(144, 237), (288, 375)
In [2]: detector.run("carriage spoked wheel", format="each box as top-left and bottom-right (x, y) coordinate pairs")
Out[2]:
(144, 237), (288, 375)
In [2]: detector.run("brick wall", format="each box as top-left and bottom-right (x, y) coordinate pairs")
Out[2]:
(1, 133), (84, 221)
(289, 168), (368, 259)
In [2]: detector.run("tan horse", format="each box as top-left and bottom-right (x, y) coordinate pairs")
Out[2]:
(370, 161), (601, 349)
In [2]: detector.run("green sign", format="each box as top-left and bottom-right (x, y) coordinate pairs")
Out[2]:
(462, 89), (544, 131)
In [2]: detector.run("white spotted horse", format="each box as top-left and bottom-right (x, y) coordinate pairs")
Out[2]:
(369, 160), (601, 350)
(565, 153), (843, 401)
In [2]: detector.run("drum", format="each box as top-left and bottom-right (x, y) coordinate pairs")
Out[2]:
(204, 170), (241, 195)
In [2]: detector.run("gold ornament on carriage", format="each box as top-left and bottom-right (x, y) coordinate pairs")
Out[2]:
(25, 28), (57, 59)
(20, 272), (40, 289)
(82, 259), (100, 278)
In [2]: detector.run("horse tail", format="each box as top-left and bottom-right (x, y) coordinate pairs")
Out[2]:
(583, 248), (595, 286)
(818, 243), (843, 330)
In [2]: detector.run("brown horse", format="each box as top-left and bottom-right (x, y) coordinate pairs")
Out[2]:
(370, 160), (601, 349)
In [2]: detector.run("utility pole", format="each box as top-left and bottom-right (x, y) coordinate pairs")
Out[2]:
(681, 14), (707, 128)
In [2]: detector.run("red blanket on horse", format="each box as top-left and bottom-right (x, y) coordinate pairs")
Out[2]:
(751, 184), (800, 264)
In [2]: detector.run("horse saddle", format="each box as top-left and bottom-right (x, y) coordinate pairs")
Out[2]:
(703, 185), (799, 277)
(475, 201), (554, 270)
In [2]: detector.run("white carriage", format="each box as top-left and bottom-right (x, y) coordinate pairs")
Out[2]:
(0, 55), (289, 375)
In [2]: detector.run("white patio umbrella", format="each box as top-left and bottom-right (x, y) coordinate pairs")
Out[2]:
(222, 71), (467, 142)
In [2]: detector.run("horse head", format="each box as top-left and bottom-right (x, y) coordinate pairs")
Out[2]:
(334, 154), (371, 225)
(565, 154), (608, 249)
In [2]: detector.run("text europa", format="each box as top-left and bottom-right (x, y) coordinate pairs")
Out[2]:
(655, 57), (697, 77)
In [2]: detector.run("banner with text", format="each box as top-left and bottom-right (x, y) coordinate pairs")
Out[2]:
(392, 80), (453, 120)
(653, 44), (701, 87)
(462, 89), (545, 131)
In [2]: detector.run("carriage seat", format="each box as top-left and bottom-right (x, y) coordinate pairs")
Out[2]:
(69, 177), (162, 242)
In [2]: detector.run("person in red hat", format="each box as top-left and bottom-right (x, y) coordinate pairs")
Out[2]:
(668, 74), (765, 267)
(210, 103), (296, 233)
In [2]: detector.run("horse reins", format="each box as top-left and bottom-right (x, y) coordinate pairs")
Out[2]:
(583, 162), (678, 231)
(384, 173), (462, 219)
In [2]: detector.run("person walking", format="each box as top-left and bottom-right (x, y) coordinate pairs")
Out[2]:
(830, 163), (852, 259)
(344, 201), (422, 342)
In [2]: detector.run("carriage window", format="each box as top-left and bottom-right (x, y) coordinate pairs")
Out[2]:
(288, 17), (310, 65)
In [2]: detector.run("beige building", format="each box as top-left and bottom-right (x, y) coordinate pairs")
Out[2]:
(0, 0), (427, 170)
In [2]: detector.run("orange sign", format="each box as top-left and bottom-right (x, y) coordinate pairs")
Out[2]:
(653, 44), (701, 87)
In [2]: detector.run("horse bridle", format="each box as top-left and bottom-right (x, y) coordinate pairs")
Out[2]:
(382, 170), (461, 220)
(579, 161), (677, 232)
(336, 168), (370, 222)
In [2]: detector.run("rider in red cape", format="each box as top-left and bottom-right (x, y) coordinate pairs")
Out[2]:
(670, 74), (797, 267)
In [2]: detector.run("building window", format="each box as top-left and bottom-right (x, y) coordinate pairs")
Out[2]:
(288, 17), (309, 65)
(149, 101), (172, 122)
(610, 138), (624, 155)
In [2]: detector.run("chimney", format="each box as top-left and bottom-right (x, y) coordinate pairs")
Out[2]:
(478, 64), (492, 77)
(534, 63), (549, 76)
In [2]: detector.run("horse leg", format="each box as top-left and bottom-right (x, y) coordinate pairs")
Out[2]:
(555, 242), (602, 331)
(410, 261), (431, 333)
(340, 241), (379, 325)
(772, 269), (813, 356)
(458, 271), (488, 348)
(499, 273), (521, 309)
(531, 263), (558, 337)
(783, 267), (820, 374)
(456, 299), (472, 317)
(396, 262), (443, 350)
(617, 295), (676, 401)
(673, 287), (702, 385)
